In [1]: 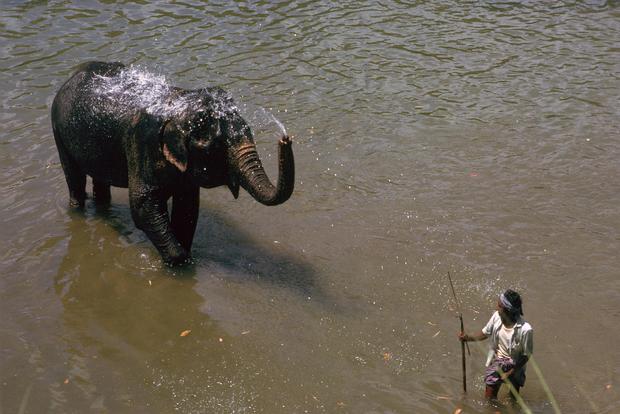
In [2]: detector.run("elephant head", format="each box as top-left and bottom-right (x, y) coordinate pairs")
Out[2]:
(158, 87), (294, 206)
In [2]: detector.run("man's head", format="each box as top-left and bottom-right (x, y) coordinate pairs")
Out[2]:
(497, 289), (523, 323)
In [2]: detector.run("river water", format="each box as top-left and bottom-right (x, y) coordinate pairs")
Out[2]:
(1, 1), (619, 413)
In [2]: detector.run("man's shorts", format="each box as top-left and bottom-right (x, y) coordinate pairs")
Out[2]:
(485, 357), (525, 388)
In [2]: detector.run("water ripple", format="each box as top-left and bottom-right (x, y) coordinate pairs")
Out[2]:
(1, 1), (619, 413)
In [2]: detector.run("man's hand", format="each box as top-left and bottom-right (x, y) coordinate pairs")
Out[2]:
(457, 330), (489, 342)
(500, 368), (515, 381)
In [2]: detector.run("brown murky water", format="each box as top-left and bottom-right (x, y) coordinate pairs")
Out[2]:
(1, 2), (619, 413)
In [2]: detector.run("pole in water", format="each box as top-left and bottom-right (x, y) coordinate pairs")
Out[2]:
(448, 272), (468, 393)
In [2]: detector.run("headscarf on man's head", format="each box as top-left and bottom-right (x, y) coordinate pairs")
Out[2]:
(499, 289), (523, 319)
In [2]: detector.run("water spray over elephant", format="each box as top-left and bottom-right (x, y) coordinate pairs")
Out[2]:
(51, 61), (294, 265)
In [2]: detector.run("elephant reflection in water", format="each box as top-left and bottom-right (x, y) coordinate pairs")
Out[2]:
(51, 61), (295, 265)
(54, 212), (319, 411)
(54, 217), (237, 410)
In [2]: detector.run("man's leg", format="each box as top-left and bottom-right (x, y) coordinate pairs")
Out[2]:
(485, 384), (500, 399)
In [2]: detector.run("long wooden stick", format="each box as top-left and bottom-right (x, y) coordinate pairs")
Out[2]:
(448, 272), (469, 393)
(459, 312), (467, 393)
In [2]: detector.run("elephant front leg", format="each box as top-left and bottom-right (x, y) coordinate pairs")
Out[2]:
(93, 180), (111, 205)
(129, 187), (190, 266)
(171, 185), (200, 252)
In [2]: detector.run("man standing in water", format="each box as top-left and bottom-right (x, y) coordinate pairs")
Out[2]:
(459, 290), (533, 400)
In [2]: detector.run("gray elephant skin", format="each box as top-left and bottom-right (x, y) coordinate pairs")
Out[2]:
(51, 61), (294, 266)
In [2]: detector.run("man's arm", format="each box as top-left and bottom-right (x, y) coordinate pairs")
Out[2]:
(504, 328), (533, 377)
(513, 355), (529, 370)
(458, 330), (489, 342)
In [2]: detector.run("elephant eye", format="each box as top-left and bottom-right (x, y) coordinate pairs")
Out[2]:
(192, 140), (210, 150)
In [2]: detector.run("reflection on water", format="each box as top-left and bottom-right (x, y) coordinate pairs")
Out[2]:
(1, 1), (619, 413)
(50, 205), (325, 413)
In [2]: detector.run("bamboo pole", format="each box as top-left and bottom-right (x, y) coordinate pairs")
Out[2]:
(448, 272), (469, 393)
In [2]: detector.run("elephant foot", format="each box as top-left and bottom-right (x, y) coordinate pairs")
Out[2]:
(164, 254), (193, 267)
(94, 197), (111, 207)
(69, 192), (86, 209)
(162, 246), (193, 267)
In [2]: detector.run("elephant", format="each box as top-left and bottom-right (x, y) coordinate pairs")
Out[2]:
(51, 61), (294, 266)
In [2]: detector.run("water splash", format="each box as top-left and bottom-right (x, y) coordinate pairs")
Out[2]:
(269, 113), (287, 136)
(92, 66), (285, 138)
(247, 107), (287, 137)
(91, 66), (201, 117)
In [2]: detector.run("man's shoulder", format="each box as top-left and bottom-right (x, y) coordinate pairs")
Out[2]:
(519, 319), (533, 332)
(483, 311), (502, 333)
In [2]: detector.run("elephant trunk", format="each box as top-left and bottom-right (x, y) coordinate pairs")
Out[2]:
(232, 136), (294, 206)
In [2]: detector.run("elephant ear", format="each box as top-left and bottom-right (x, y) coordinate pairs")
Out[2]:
(161, 121), (188, 172)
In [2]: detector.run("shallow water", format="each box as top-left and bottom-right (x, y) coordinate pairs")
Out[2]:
(1, 1), (619, 413)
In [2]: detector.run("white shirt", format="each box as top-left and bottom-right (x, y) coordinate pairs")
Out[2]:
(497, 324), (514, 359)
(482, 311), (533, 367)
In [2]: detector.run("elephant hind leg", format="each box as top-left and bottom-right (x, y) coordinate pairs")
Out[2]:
(54, 132), (86, 208)
(93, 180), (111, 205)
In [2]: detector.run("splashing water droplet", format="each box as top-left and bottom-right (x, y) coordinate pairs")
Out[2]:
(91, 65), (201, 117)
(93, 66), (287, 140)
(270, 113), (287, 136)
(246, 107), (287, 137)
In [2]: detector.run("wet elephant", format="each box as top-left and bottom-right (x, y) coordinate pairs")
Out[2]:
(51, 61), (294, 265)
